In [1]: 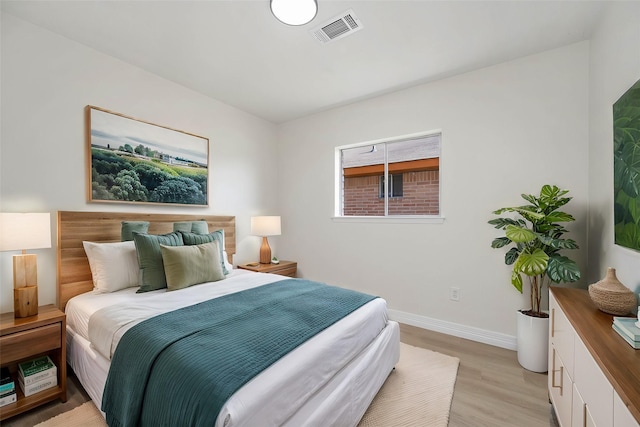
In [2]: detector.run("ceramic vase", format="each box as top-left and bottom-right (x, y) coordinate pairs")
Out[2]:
(588, 268), (636, 316)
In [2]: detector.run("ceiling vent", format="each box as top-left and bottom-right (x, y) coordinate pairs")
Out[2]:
(310, 9), (363, 44)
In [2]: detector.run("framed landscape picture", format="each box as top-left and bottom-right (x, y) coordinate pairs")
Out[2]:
(86, 106), (209, 206)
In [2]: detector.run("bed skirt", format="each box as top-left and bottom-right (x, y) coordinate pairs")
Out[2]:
(67, 320), (400, 427)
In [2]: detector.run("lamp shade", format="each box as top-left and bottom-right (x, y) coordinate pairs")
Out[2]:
(270, 0), (317, 26)
(251, 216), (281, 237)
(0, 213), (52, 251)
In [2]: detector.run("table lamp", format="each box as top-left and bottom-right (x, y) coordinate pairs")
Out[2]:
(251, 216), (281, 264)
(0, 213), (51, 318)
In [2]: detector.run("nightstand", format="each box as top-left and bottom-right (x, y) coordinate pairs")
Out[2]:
(0, 305), (67, 421)
(238, 260), (297, 277)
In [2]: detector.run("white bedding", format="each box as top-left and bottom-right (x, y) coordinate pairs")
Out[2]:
(65, 269), (398, 427)
(67, 269), (269, 347)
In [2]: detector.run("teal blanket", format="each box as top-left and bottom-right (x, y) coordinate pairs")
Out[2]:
(101, 279), (377, 427)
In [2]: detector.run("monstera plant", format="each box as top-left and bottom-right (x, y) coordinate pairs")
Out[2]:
(489, 185), (581, 317)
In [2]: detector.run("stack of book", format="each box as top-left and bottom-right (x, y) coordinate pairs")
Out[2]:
(612, 317), (640, 349)
(18, 356), (57, 397)
(0, 367), (16, 407)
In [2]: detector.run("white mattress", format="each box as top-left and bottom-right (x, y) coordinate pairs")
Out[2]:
(65, 270), (399, 427)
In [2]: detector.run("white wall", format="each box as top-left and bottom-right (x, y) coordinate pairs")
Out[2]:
(4, 4), (638, 349)
(587, 2), (640, 294)
(0, 14), (280, 313)
(277, 43), (590, 345)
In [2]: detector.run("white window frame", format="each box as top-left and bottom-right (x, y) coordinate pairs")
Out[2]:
(333, 130), (445, 224)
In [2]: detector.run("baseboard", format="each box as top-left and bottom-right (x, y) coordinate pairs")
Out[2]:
(388, 309), (517, 351)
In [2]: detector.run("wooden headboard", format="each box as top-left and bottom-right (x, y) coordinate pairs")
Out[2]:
(57, 211), (236, 311)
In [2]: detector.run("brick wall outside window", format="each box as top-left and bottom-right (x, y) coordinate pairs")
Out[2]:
(343, 170), (439, 215)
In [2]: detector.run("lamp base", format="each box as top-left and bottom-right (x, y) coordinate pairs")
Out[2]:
(14, 286), (38, 318)
(259, 236), (272, 264)
(13, 253), (37, 288)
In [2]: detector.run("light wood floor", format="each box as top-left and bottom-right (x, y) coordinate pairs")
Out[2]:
(4, 323), (555, 427)
(400, 323), (554, 427)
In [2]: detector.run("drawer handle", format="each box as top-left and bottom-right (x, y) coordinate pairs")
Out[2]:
(551, 348), (564, 396)
(551, 308), (555, 337)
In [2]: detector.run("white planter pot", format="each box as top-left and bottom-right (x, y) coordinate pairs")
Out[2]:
(516, 310), (549, 373)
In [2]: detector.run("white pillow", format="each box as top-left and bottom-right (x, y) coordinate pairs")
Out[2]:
(218, 229), (234, 273)
(83, 241), (139, 292)
(223, 251), (233, 273)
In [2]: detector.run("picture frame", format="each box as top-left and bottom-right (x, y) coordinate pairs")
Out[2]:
(86, 106), (209, 207)
(613, 79), (640, 252)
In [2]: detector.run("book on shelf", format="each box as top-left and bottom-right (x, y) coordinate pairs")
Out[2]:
(1, 367), (11, 383)
(0, 390), (17, 407)
(612, 323), (640, 349)
(0, 367), (14, 395)
(613, 317), (640, 342)
(20, 364), (56, 386)
(18, 355), (55, 376)
(18, 355), (57, 385)
(0, 381), (15, 395)
(18, 374), (57, 397)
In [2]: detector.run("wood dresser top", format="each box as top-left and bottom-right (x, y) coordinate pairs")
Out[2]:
(551, 287), (640, 423)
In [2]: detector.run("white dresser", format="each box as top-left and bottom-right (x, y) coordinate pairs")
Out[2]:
(549, 287), (640, 427)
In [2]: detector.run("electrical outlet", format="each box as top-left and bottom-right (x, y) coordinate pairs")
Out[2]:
(449, 287), (460, 302)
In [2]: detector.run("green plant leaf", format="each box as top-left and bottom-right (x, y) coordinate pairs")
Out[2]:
(545, 211), (575, 222)
(512, 206), (544, 216)
(505, 225), (536, 243)
(546, 255), (581, 283)
(517, 249), (549, 276)
(511, 208), (545, 223)
(540, 185), (568, 202)
(553, 238), (579, 250)
(504, 247), (520, 265)
(492, 207), (517, 215)
(491, 237), (511, 248)
(537, 234), (579, 250)
(511, 269), (523, 293)
(488, 218), (519, 229)
(549, 197), (571, 211)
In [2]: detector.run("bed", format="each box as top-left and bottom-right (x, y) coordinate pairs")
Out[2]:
(57, 211), (400, 427)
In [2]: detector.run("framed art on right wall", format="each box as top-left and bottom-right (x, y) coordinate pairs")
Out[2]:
(613, 78), (640, 251)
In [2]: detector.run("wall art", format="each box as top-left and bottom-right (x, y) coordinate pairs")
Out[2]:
(613, 78), (640, 251)
(87, 106), (209, 206)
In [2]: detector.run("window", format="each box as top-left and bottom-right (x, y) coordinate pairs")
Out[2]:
(336, 132), (441, 218)
(379, 174), (403, 198)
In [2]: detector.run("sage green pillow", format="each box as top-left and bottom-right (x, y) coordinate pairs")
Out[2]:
(179, 230), (228, 275)
(121, 221), (150, 241)
(160, 241), (225, 291)
(173, 221), (209, 235)
(133, 232), (184, 292)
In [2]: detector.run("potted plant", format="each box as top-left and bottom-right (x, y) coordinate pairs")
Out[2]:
(489, 184), (581, 372)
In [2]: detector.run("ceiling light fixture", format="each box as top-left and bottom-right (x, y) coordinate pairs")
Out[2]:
(270, 0), (318, 26)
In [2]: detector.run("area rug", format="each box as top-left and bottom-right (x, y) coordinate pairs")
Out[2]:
(358, 343), (460, 427)
(35, 343), (459, 427)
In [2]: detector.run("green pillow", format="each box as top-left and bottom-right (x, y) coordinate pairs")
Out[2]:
(160, 241), (225, 291)
(179, 230), (228, 275)
(173, 221), (209, 235)
(121, 221), (150, 241)
(133, 232), (184, 292)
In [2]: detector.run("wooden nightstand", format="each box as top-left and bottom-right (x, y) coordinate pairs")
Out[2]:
(0, 305), (67, 421)
(238, 260), (297, 277)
